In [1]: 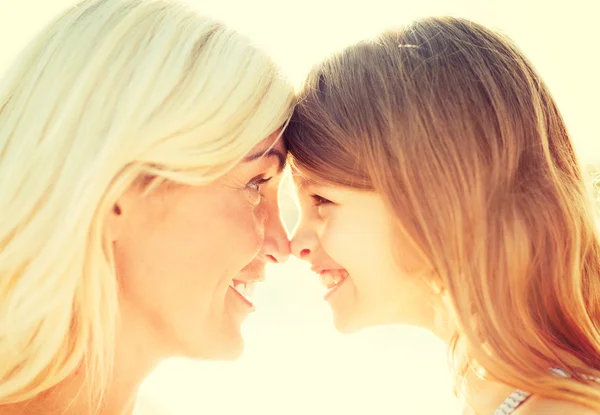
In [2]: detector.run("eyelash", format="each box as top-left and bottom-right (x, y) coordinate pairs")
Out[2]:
(246, 176), (272, 194)
(310, 194), (332, 206)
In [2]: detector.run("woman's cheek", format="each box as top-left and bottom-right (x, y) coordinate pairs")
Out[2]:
(248, 203), (267, 254)
(226, 199), (264, 260)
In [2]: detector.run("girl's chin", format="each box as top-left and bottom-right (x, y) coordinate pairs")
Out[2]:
(330, 309), (367, 334)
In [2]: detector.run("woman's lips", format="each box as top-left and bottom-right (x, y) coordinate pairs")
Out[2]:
(229, 279), (258, 309)
(230, 280), (256, 299)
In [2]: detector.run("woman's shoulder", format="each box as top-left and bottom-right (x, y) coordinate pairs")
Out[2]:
(519, 396), (599, 415)
(133, 395), (169, 415)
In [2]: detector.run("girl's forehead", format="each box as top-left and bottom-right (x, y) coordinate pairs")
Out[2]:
(290, 167), (329, 188)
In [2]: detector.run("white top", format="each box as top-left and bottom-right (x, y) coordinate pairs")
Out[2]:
(493, 389), (531, 415)
(493, 368), (600, 415)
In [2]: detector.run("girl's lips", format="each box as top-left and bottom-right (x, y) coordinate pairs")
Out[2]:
(324, 275), (349, 300)
(311, 264), (348, 275)
(318, 269), (349, 289)
(309, 265), (350, 297)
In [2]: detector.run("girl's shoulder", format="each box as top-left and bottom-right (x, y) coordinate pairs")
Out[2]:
(519, 396), (599, 415)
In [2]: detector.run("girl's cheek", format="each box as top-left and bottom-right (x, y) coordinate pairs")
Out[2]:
(319, 219), (341, 257)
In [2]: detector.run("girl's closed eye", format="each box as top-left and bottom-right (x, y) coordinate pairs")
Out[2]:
(310, 194), (333, 206)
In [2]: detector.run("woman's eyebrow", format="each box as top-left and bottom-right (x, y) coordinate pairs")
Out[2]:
(242, 149), (287, 172)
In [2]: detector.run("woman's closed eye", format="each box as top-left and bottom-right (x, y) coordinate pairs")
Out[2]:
(245, 175), (273, 205)
(247, 176), (271, 191)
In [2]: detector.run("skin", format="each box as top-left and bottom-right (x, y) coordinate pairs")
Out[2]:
(290, 173), (435, 334)
(112, 131), (290, 361)
(290, 170), (600, 415)
(1, 131), (290, 415)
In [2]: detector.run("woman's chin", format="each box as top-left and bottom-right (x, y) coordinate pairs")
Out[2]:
(203, 338), (245, 361)
(184, 334), (245, 361)
(177, 318), (247, 361)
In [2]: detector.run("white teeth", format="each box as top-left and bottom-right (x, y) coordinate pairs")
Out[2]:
(245, 283), (255, 299)
(233, 281), (246, 295)
(318, 271), (348, 289)
(230, 280), (255, 301)
(320, 273), (335, 287)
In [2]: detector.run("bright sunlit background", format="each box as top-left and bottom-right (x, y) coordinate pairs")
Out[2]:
(1, 0), (599, 414)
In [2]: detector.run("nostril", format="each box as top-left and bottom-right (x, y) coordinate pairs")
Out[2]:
(299, 249), (310, 258)
(266, 254), (277, 263)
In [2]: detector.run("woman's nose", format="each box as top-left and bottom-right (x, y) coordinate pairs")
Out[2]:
(262, 202), (291, 264)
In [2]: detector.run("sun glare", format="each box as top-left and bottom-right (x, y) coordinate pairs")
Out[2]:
(1, 0), (598, 414)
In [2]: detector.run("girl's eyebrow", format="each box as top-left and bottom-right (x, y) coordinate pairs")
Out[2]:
(293, 174), (331, 189)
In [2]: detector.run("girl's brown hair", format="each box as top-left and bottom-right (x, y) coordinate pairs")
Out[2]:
(285, 16), (600, 409)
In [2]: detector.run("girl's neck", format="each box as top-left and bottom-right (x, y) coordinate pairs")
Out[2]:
(461, 374), (522, 415)
(429, 304), (517, 415)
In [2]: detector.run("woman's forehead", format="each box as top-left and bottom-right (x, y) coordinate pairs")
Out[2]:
(240, 130), (287, 172)
(250, 128), (285, 153)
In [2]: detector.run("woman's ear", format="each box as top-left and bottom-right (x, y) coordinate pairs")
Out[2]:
(106, 187), (136, 242)
(106, 201), (125, 242)
(106, 180), (155, 242)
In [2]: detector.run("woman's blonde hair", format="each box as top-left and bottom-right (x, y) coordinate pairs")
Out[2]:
(285, 16), (600, 410)
(0, 0), (294, 407)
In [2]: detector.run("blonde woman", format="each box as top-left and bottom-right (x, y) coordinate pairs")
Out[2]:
(0, 0), (294, 414)
(286, 16), (600, 415)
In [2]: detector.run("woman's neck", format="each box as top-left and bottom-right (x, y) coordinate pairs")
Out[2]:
(0, 311), (165, 415)
(0, 363), (145, 415)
